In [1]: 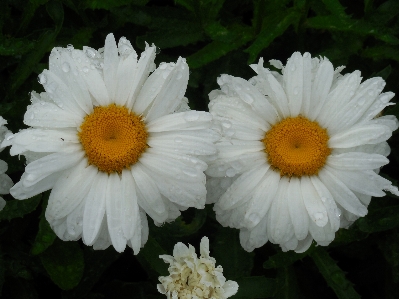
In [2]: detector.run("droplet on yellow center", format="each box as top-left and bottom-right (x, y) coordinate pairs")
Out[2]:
(78, 104), (148, 173)
(263, 116), (331, 177)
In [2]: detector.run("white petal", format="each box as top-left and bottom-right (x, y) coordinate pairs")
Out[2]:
(310, 176), (340, 232)
(300, 52), (312, 116)
(49, 49), (93, 115)
(10, 171), (62, 200)
(317, 71), (362, 130)
(330, 77), (387, 133)
(5, 129), (79, 156)
(126, 44), (156, 109)
(287, 177), (309, 240)
(220, 75), (279, 124)
(114, 47), (138, 106)
(307, 59), (334, 121)
(131, 163), (168, 223)
(46, 162), (97, 222)
(106, 173), (127, 252)
(243, 168), (279, 228)
(0, 160), (7, 174)
(24, 101), (82, 128)
(327, 152), (389, 170)
(0, 173), (13, 194)
(256, 61), (290, 118)
(216, 165), (269, 210)
(329, 124), (392, 148)
(318, 167), (367, 216)
(358, 92), (395, 123)
(326, 166), (387, 197)
(146, 111), (212, 132)
(283, 52), (303, 116)
(267, 177), (293, 244)
(139, 57), (189, 122)
(294, 234), (313, 253)
(23, 151), (84, 187)
(223, 281), (239, 297)
(301, 176), (328, 227)
(82, 171), (108, 245)
(0, 197), (5, 211)
(40, 70), (86, 118)
(121, 169), (141, 241)
(103, 33), (119, 101)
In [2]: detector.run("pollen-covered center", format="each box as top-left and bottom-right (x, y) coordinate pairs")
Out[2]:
(78, 104), (148, 173)
(263, 116), (331, 177)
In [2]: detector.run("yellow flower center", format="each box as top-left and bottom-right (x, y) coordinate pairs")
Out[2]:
(78, 104), (148, 173)
(263, 116), (330, 177)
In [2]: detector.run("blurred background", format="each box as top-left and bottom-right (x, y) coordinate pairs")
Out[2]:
(0, 0), (398, 298)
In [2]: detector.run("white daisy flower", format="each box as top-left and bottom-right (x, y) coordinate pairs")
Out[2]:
(0, 116), (13, 210)
(2, 34), (217, 253)
(157, 236), (238, 299)
(206, 52), (399, 253)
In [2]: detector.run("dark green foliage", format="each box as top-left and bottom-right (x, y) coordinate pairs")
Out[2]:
(0, 195), (41, 221)
(235, 276), (276, 298)
(40, 238), (84, 290)
(0, 0), (398, 298)
(310, 248), (361, 299)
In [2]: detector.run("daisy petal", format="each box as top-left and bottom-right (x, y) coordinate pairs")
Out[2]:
(287, 177), (309, 240)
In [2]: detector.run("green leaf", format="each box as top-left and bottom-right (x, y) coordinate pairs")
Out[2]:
(379, 230), (399, 283)
(0, 195), (41, 221)
(245, 9), (301, 63)
(187, 24), (254, 69)
(174, 0), (195, 12)
(83, 0), (149, 9)
(330, 226), (369, 246)
(275, 266), (299, 299)
(46, 0), (65, 33)
(165, 209), (207, 237)
(306, 16), (399, 45)
(310, 247), (361, 299)
(212, 227), (254, 280)
(263, 244), (314, 269)
(373, 65), (392, 80)
(98, 280), (163, 299)
(40, 238), (84, 290)
(234, 276), (276, 298)
(369, 0), (399, 25)
(31, 196), (57, 256)
(138, 236), (168, 276)
(0, 249), (4, 296)
(64, 247), (120, 299)
(362, 46), (399, 63)
(137, 20), (203, 49)
(356, 205), (399, 233)
(322, 0), (349, 19)
(0, 36), (36, 56)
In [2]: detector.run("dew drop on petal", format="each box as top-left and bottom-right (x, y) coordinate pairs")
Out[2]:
(38, 74), (47, 85)
(174, 137), (183, 143)
(62, 62), (70, 73)
(184, 111), (200, 122)
(82, 66), (89, 73)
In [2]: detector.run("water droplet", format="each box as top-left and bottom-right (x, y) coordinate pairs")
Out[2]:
(221, 120), (232, 128)
(183, 167), (197, 177)
(293, 87), (299, 95)
(62, 62), (70, 72)
(82, 66), (89, 73)
(38, 74), (47, 84)
(248, 78), (257, 86)
(184, 111), (200, 122)
(84, 47), (96, 59)
(176, 72), (183, 80)
(358, 97), (366, 105)
(174, 137), (183, 143)
(30, 114), (34, 120)
(224, 129), (235, 137)
(248, 213), (259, 225)
(367, 89), (375, 96)
(290, 64), (296, 72)
(67, 44), (74, 51)
(226, 168), (236, 177)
